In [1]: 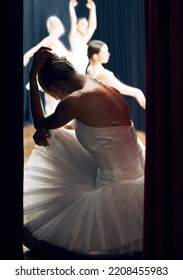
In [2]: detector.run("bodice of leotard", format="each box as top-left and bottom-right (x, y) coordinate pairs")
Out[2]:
(75, 120), (144, 187)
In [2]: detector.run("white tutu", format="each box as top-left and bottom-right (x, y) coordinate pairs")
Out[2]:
(24, 120), (144, 255)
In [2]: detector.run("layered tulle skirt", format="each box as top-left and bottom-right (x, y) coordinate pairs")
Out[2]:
(24, 128), (144, 255)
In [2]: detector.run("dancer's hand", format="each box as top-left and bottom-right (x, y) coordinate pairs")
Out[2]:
(70, 0), (78, 8)
(86, 0), (96, 9)
(30, 46), (54, 76)
(33, 127), (51, 146)
(134, 89), (146, 110)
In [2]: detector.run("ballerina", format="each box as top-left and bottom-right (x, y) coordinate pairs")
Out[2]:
(87, 40), (146, 110)
(23, 46), (144, 257)
(24, 15), (70, 115)
(67, 0), (97, 74)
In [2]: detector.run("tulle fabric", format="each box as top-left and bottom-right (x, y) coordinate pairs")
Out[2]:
(24, 121), (144, 255)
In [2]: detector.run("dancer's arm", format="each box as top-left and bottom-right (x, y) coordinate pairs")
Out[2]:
(68, 0), (78, 50)
(83, 0), (97, 43)
(98, 69), (146, 110)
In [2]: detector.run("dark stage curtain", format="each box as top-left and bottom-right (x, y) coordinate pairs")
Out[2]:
(143, 0), (183, 259)
(23, 0), (146, 131)
(2, 1), (24, 259)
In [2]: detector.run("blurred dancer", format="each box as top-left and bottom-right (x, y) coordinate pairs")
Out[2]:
(68, 0), (97, 73)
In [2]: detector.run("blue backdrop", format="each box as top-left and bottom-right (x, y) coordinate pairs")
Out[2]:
(23, 0), (146, 131)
